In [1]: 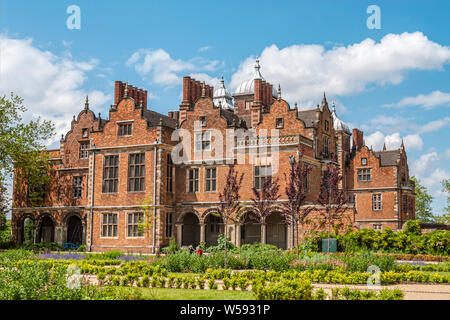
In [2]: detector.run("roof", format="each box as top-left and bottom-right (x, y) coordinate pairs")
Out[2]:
(297, 109), (318, 128)
(331, 103), (351, 134)
(373, 150), (401, 166)
(221, 108), (244, 127)
(143, 109), (178, 129)
(233, 58), (277, 96)
(213, 76), (234, 109)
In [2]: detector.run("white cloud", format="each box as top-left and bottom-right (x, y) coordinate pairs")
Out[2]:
(0, 35), (111, 146)
(412, 152), (439, 177)
(384, 90), (450, 109)
(199, 46), (211, 52)
(421, 168), (450, 198)
(188, 73), (220, 89)
(365, 131), (423, 151)
(230, 32), (450, 104)
(418, 117), (450, 133)
(127, 48), (222, 87)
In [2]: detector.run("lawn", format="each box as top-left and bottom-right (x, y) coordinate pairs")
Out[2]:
(120, 287), (256, 300)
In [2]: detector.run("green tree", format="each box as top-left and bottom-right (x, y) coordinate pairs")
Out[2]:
(0, 93), (55, 206)
(410, 176), (434, 222)
(434, 179), (450, 224)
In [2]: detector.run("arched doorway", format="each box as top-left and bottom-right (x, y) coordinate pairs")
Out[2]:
(39, 216), (55, 243)
(20, 217), (36, 245)
(66, 215), (83, 245)
(205, 214), (223, 246)
(181, 212), (200, 247)
(266, 212), (287, 249)
(241, 213), (261, 245)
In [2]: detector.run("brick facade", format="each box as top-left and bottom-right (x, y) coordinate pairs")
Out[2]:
(12, 72), (415, 253)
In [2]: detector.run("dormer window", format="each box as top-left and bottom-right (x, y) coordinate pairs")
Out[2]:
(82, 128), (89, 138)
(276, 118), (284, 129)
(118, 123), (132, 136)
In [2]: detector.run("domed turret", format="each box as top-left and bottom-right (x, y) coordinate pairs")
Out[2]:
(234, 58), (277, 96)
(331, 102), (351, 134)
(213, 75), (234, 109)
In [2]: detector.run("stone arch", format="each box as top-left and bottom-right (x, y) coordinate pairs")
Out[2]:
(240, 210), (261, 245)
(202, 209), (224, 247)
(266, 211), (287, 249)
(16, 213), (37, 245)
(179, 212), (200, 247)
(63, 212), (85, 246)
(36, 213), (56, 243)
(176, 208), (201, 224)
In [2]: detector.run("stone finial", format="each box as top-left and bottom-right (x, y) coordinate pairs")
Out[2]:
(401, 139), (405, 149)
(383, 143), (386, 151)
(201, 82), (206, 97)
(159, 117), (163, 126)
(218, 100), (222, 108)
(72, 115), (76, 121)
(277, 84), (281, 100)
(332, 101), (336, 113)
(124, 82), (129, 98)
(85, 95), (89, 110)
(139, 100), (143, 108)
(60, 134), (64, 141)
(98, 112), (101, 119)
(322, 91), (327, 106)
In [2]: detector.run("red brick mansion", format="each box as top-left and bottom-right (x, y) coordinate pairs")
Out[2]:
(11, 60), (415, 253)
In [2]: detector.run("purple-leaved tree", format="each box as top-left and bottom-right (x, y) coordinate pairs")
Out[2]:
(281, 147), (314, 259)
(216, 164), (244, 267)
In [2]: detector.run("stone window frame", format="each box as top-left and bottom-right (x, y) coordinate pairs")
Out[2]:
(101, 213), (118, 238)
(357, 168), (372, 182)
(118, 122), (132, 137)
(361, 157), (367, 166)
(322, 135), (329, 157)
(166, 154), (173, 193)
(126, 212), (144, 238)
(127, 152), (145, 193)
(373, 223), (383, 230)
(102, 155), (119, 194)
(254, 165), (272, 190)
(187, 168), (199, 193)
(402, 195), (408, 213)
(82, 128), (89, 138)
(245, 100), (252, 110)
(204, 167), (217, 193)
(165, 212), (173, 238)
(209, 214), (221, 233)
(79, 141), (89, 159)
(194, 130), (211, 151)
(199, 116), (207, 127)
(275, 118), (284, 129)
(372, 193), (382, 211)
(72, 176), (83, 199)
(324, 120), (329, 132)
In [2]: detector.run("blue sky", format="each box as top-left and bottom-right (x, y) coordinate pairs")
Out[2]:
(0, 0), (449, 216)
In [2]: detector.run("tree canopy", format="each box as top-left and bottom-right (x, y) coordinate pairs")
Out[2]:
(410, 176), (434, 223)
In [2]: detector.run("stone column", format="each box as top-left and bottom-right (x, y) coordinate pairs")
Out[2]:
(176, 224), (183, 247)
(200, 223), (206, 244)
(55, 226), (63, 246)
(235, 224), (242, 247)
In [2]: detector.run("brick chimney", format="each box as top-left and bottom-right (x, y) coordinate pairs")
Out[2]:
(114, 81), (148, 108)
(352, 128), (364, 151)
(179, 76), (214, 123)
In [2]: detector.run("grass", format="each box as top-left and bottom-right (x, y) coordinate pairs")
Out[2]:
(120, 287), (256, 300)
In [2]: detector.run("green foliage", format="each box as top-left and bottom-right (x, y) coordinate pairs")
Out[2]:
(404, 220), (420, 235)
(101, 250), (123, 260)
(410, 176), (434, 222)
(252, 279), (316, 300)
(331, 287), (403, 300)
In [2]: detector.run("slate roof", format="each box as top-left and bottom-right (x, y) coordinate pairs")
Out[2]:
(373, 150), (401, 166)
(297, 109), (318, 128)
(143, 109), (178, 129)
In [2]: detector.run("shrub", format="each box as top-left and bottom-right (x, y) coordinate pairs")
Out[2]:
(252, 279), (315, 300)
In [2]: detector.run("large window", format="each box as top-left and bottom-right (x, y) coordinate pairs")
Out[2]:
(402, 195), (408, 213)
(101, 213), (118, 238)
(166, 155), (173, 193)
(372, 193), (382, 211)
(209, 215), (221, 233)
(128, 153), (145, 192)
(118, 123), (132, 136)
(205, 167), (217, 192)
(127, 213), (144, 237)
(102, 155), (119, 193)
(357, 168), (371, 182)
(188, 168), (199, 193)
(165, 213), (173, 238)
(73, 176), (82, 199)
(322, 136), (329, 157)
(254, 165), (271, 190)
(195, 131), (211, 151)
(79, 142), (89, 159)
